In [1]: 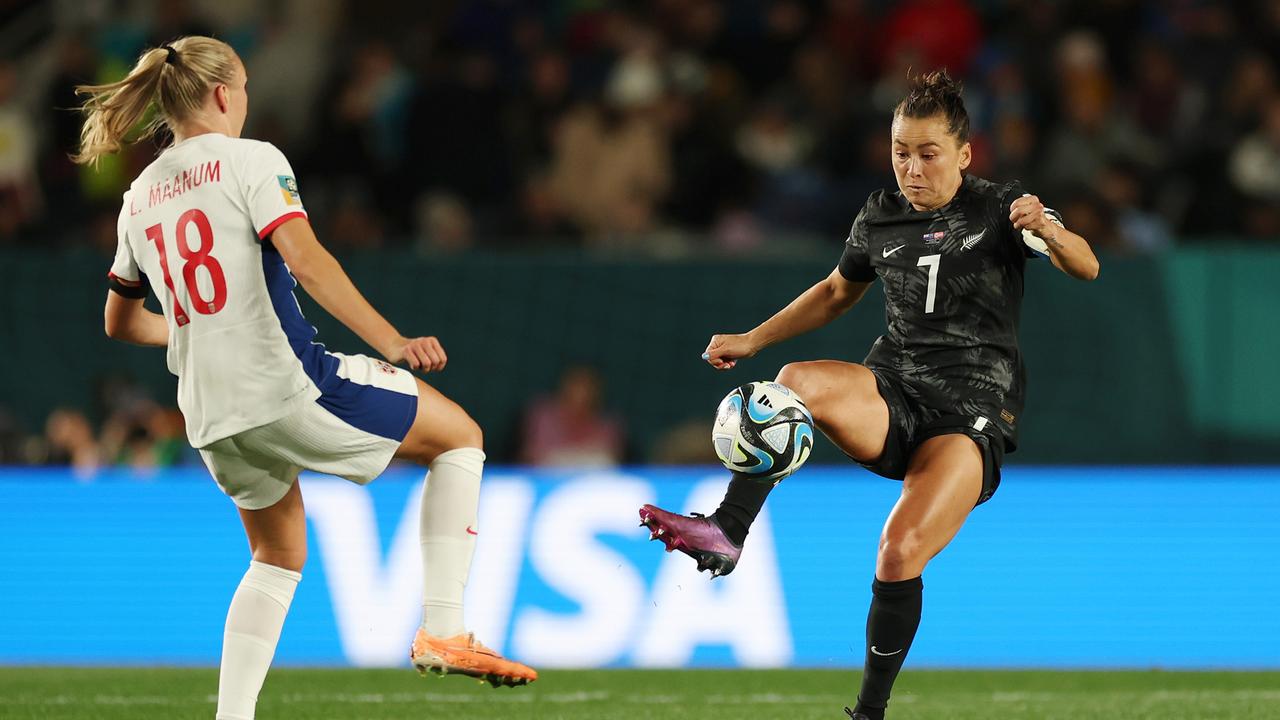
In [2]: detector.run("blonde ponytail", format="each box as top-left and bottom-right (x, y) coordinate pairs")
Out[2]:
(73, 36), (241, 167)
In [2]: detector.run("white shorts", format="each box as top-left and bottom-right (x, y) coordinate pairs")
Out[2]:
(199, 352), (419, 510)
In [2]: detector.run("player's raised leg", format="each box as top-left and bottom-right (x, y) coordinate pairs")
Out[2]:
(714, 361), (889, 547)
(640, 360), (889, 575)
(217, 479), (306, 720)
(396, 378), (536, 686)
(851, 433), (982, 720)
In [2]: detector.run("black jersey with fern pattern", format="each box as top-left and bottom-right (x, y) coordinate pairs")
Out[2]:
(837, 174), (1061, 451)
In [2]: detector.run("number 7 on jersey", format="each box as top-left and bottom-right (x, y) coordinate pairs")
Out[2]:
(917, 253), (941, 314)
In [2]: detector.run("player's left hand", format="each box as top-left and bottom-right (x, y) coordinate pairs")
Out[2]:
(393, 336), (447, 372)
(1009, 194), (1057, 241)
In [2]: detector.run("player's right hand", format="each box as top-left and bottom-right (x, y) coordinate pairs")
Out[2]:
(391, 336), (447, 372)
(702, 333), (756, 370)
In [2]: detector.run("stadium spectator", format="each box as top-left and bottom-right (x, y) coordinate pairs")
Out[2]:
(308, 182), (388, 250)
(4, 0), (1280, 471)
(1041, 31), (1161, 195)
(1056, 191), (1121, 254)
(38, 33), (98, 241)
(103, 405), (191, 470)
(1098, 162), (1173, 254)
(549, 24), (672, 242)
(0, 61), (39, 243)
(1128, 40), (1204, 150)
(43, 408), (101, 476)
(1229, 95), (1280, 201)
(414, 191), (475, 254)
(0, 406), (24, 464)
(879, 0), (982, 78)
(1229, 95), (1280, 237)
(5, 1), (1280, 249)
(404, 47), (512, 230)
(518, 365), (626, 468)
(505, 49), (572, 174)
(649, 417), (720, 465)
(503, 169), (581, 245)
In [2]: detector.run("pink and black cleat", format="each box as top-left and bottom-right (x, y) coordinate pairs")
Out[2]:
(638, 504), (742, 577)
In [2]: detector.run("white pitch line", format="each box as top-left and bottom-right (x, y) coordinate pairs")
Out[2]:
(10, 693), (215, 707)
(542, 691), (610, 703)
(622, 694), (681, 704)
(991, 689), (1280, 704)
(704, 693), (851, 704)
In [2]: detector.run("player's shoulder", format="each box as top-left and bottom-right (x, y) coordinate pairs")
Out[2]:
(218, 136), (290, 166)
(858, 188), (911, 222)
(222, 135), (283, 154)
(962, 174), (1023, 208)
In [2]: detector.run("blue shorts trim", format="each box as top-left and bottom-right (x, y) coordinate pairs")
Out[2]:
(262, 245), (417, 443)
(310, 354), (417, 442)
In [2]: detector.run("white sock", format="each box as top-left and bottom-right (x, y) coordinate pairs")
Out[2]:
(216, 561), (301, 720)
(420, 447), (484, 638)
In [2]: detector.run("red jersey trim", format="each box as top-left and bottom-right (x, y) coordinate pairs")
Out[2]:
(258, 211), (308, 240)
(107, 272), (142, 287)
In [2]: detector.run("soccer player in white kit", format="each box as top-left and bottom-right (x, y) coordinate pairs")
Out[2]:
(74, 36), (536, 719)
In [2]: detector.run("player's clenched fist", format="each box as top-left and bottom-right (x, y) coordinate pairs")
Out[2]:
(702, 333), (757, 370)
(392, 336), (447, 372)
(1009, 194), (1059, 240)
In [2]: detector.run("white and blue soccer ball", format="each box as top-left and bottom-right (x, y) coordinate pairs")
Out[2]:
(712, 381), (815, 481)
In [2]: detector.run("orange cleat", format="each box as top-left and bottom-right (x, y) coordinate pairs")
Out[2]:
(410, 628), (538, 688)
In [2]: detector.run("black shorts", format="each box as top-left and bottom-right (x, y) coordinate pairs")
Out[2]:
(857, 368), (1006, 505)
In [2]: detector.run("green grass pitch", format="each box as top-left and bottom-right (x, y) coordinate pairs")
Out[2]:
(3, 667), (1280, 719)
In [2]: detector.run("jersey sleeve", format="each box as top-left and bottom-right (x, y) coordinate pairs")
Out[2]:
(242, 142), (308, 239)
(107, 197), (147, 298)
(1001, 182), (1064, 259)
(837, 205), (877, 282)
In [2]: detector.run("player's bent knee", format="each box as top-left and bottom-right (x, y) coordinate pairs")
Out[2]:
(432, 396), (483, 450)
(435, 413), (483, 456)
(876, 531), (927, 580)
(400, 404), (485, 465)
(459, 415), (483, 451)
(775, 362), (818, 402)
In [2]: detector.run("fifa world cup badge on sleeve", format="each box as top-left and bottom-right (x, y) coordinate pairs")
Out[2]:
(278, 176), (301, 206)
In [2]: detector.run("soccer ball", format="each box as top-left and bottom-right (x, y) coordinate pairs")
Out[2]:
(712, 381), (815, 481)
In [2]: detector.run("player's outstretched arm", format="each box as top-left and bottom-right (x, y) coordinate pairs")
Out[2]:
(703, 268), (872, 370)
(104, 291), (168, 347)
(269, 217), (446, 372)
(1010, 194), (1100, 281)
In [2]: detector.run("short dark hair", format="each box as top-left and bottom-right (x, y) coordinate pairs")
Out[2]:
(894, 70), (970, 144)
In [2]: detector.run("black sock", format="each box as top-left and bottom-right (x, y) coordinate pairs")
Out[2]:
(854, 576), (923, 718)
(710, 473), (774, 546)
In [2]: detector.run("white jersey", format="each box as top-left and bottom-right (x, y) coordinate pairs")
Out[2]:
(110, 134), (319, 447)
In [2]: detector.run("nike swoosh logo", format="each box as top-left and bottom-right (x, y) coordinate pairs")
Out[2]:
(466, 526), (478, 536)
(882, 245), (906, 258)
(962, 230), (987, 250)
(870, 646), (903, 657)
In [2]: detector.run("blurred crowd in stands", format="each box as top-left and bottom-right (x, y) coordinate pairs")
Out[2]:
(0, 364), (642, 473)
(2, 0), (1278, 259)
(0, 375), (194, 474)
(3, 0), (1280, 471)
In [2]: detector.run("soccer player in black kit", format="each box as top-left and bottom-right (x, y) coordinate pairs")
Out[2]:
(638, 70), (1099, 719)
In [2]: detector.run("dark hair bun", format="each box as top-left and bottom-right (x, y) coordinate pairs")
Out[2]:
(915, 70), (962, 99)
(895, 69), (970, 143)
